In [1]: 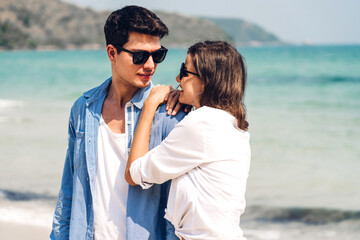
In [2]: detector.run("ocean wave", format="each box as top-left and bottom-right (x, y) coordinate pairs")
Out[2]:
(0, 99), (23, 110)
(316, 75), (360, 84)
(245, 229), (281, 240)
(0, 206), (53, 228)
(251, 75), (360, 85)
(0, 189), (55, 228)
(0, 189), (56, 201)
(0, 116), (32, 124)
(244, 205), (360, 224)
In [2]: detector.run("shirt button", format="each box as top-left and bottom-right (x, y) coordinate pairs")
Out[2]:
(127, 121), (132, 124)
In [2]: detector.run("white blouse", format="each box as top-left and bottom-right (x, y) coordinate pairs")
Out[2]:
(130, 106), (251, 240)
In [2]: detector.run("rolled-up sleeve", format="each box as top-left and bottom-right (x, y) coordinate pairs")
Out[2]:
(130, 158), (154, 189)
(130, 112), (209, 189)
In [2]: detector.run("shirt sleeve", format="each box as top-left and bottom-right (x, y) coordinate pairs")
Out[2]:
(130, 113), (209, 189)
(51, 102), (78, 239)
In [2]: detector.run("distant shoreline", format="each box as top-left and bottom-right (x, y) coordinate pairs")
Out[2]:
(2, 42), (360, 52)
(0, 41), (286, 52)
(0, 43), (105, 52)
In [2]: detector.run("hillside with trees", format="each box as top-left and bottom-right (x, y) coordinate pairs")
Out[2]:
(0, 0), (282, 50)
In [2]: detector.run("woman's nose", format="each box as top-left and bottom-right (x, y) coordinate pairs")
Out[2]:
(176, 74), (181, 83)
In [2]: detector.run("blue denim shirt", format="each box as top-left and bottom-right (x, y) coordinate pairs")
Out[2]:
(50, 77), (185, 240)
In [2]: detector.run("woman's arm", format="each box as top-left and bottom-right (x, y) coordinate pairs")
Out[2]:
(125, 85), (173, 185)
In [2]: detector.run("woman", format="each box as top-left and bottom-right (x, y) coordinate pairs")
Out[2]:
(125, 41), (250, 240)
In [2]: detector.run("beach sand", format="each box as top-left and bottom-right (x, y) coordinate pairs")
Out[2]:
(0, 221), (50, 240)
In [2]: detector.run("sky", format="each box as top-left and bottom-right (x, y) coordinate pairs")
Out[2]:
(62, 0), (360, 45)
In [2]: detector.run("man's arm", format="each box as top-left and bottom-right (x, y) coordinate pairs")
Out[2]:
(50, 114), (75, 239)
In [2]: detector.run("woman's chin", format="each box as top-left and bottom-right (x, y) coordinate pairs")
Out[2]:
(179, 96), (189, 106)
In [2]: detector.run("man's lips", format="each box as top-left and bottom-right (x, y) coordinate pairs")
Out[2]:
(137, 73), (153, 79)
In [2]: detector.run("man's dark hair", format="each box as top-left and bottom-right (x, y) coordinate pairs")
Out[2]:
(104, 5), (169, 51)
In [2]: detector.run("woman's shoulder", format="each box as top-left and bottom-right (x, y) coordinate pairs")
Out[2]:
(184, 106), (250, 136)
(185, 106), (235, 126)
(178, 107), (232, 133)
(179, 106), (214, 126)
(185, 106), (225, 119)
(171, 107), (214, 139)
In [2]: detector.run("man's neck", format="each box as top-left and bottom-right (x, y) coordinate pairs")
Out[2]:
(107, 80), (139, 108)
(101, 79), (141, 134)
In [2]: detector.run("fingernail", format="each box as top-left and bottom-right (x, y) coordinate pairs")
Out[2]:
(172, 111), (176, 116)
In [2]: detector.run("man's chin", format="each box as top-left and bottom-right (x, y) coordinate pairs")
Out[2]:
(135, 79), (151, 88)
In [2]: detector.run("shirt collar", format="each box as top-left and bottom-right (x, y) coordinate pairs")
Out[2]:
(83, 77), (153, 109)
(130, 81), (153, 109)
(83, 77), (111, 106)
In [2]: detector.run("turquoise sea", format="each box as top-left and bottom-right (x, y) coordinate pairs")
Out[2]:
(1, 45), (360, 239)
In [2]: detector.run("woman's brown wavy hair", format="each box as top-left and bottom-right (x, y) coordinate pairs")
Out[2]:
(188, 41), (249, 130)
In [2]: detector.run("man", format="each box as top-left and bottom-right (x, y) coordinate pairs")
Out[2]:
(50, 6), (185, 240)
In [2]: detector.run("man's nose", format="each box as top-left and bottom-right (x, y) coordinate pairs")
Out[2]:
(143, 56), (155, 69)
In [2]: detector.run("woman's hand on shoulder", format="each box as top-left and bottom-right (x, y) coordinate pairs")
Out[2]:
(145, 85), (173, 107)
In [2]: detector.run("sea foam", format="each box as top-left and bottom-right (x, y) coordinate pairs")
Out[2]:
(245, 229), (281, 240)
(0, 206), (52, 228)
(0, 99), (23, 110)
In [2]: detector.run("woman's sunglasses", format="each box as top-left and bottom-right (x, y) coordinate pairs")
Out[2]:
(116, 46), (168, 65)
(180, 63), (200, 80)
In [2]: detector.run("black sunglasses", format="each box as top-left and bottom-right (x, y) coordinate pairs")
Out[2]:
(116, 46), (168, 65)
(180, 63), (199, 80)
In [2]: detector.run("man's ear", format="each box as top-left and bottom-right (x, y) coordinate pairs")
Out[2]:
(107, 44), (117, 62)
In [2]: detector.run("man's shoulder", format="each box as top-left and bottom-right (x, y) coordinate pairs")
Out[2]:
(155, 104), (187, 123)
(153, 104), (187, 136)
(83, 77), (111, 101)
(70, 93), (89, 112)
(70, 78), (111, 114)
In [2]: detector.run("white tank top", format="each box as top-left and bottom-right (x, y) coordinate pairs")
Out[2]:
(93, 116), (128, 240)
